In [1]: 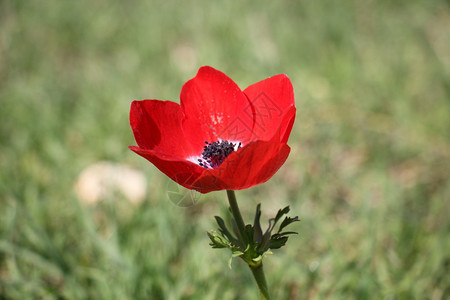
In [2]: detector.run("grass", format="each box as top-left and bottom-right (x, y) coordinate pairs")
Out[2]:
(1, 0), (449, 299)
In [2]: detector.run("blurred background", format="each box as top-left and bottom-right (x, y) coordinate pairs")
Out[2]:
(1, 0), (449, 299)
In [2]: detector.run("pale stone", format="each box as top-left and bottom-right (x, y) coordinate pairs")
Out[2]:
(74, 161), (147, 205)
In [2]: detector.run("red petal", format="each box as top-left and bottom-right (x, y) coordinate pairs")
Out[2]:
(243, 74), (295, 142)
(180, 66), (256, 146)
(129, 146), (205, 190)
(130, 100), (204, 158)
(278, 106), (296, 143)
(191, 141), (291, 193)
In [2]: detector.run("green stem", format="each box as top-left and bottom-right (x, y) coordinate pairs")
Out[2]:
(250, 263), (271, 300)
(226, 190), (271, 300)
(226, 190), (248, 245)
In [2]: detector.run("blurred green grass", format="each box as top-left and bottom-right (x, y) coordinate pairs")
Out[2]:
(1, 0), (449, 299)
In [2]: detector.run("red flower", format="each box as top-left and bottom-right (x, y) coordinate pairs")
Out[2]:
(129, 66), (296, 193)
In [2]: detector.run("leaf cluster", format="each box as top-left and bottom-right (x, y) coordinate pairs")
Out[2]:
(207, 204), (299, 267)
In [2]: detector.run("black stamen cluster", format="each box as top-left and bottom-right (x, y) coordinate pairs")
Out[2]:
(198, 140), (242, 169)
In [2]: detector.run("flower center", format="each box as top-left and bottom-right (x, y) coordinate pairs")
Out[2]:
(197, 140), (241, 169)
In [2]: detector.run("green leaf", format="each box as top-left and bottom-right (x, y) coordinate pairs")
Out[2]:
(269, 236), (289, 249)
(274, 231), (298, 237)
(228, 250), (244, 269)
(244, 224), (255, 246)
(230, 219), (246, 249)
(253, 204), (263, 243)
(274, 206), (291, 224)
(278, 216), (299, 233)
(207, 230), (230, 249)
(259, 206), (290, 252)
(214, 216), (239, 246)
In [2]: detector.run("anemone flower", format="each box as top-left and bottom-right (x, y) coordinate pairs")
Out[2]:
(129, 66), (295, 193)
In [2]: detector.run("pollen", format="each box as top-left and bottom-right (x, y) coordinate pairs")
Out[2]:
(198, 140), (242, 169)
